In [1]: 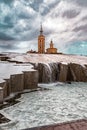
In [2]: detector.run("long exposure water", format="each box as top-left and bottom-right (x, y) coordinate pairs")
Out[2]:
(0, 82), (87, 130)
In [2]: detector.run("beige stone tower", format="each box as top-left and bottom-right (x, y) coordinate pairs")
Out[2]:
(46, 40), (57, 54)
(38, 25), (45, 53)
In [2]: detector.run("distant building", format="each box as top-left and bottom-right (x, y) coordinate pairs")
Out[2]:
(38, 25), (45, 53)
(46, 40), (57, 54)
(27, 49), (37, 53)
(27, 24), (58, 54)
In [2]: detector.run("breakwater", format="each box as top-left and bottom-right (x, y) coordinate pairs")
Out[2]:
(0, 62), (38, 103)
(35, 62), (87, 83)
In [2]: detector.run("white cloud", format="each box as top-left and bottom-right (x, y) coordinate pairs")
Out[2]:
(0, 0), (87, 54)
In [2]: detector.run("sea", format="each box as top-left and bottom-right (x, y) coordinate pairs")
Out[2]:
(0, 82), (87, 130)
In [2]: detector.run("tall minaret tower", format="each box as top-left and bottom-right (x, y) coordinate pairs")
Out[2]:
(38, 24), (45, 53)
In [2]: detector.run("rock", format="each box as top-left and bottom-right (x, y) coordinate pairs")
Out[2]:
(24, 70), (38, 89)
(69, 63), (87, 82)
(0, 87), (3, 103)
(49, 62), (59, 82)
(37, 63), (51, 83)
(0, 113), (10, 124)
(37, 63), (59, 83)
(5, 79), (11, 97)
(10, 74), (24, 93)
(37, 62), (87, 83)
(59, 63), (68, 82)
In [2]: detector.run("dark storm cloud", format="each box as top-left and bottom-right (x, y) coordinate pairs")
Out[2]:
(82, 16), (87, 21)
(62, 9), (80, 19)
(19, 29), (39, 41)
(0, 44), (15, 50)
(0, 0), (87, 53)
(0, 23), (13, 29)
(0, 32), (14, 40)
(3, 16), (14, 26)
(29, 0), (43, 11)
(0, 0), (14, 4)
(75, 0), (87, 6)
(40, 1), (60, 16)
(73, 24), (87, 32)
(0, 41), (18, 51)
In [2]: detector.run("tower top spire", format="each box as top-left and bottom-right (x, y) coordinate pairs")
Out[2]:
(51, 39), (53, 44)
(40, 24), (43, 35)
(50, 40), (54, 48)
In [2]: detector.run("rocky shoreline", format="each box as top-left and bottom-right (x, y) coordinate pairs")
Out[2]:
(0, 114), (10, 124)
(0, 53), (87, 104)
(36, 62), (87, 83)
(7, 53), (87, 83)
(0, 53), (87, 126)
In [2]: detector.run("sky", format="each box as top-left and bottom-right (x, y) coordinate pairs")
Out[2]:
(0, 0), (87, 55)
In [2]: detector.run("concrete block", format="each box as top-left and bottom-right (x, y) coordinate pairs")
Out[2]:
(69, 63), (87, 82)
(10, 73), (24, 93)
(24, 70), (38, 89)
(0, 87), (3, 103)
(59, 63), (68, 82)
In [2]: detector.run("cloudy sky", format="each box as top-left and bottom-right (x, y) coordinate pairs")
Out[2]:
(0, 0), (87, 55)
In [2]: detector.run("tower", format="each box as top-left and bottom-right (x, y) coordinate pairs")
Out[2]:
(50, 40), (54, 48)
(38, 24), (45, 53)
(46, 40), (57, 54)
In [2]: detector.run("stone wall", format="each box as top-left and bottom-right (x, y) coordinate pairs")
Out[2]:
(24, 70), (38, 89)
(0, 61), (87, 103)
(36, 62), (87, 83)
(10, 74), (24, 93)
(68, 63), (87, 82)
(5, 79), (11, 97)
(37, 63), (59, 83)
(59, 63), (68, 82)
(3, 83), (8, 98)
(0, 70), (38, 103)
(0, 87), (3, 103)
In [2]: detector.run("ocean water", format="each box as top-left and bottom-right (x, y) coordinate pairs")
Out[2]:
(0, 82), (87, 130)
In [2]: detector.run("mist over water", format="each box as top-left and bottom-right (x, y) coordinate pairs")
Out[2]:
(0, 82), (87, 130)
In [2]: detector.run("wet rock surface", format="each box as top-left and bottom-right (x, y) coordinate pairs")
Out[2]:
(8, 54), (87, 83)
(36, 62), (87, 83)
(37, 63), (59, 83)
(68, 63), (87, 82)
(0, 113), (10, 124)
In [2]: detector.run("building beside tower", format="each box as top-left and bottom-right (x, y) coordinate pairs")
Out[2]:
(46, 40), (57, 54)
